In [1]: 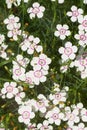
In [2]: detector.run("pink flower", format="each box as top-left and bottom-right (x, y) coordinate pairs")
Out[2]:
(54, 24), (71, 40)
(18, 105), (35, 125)
(58, 42), (78, 62)
(27, 2), (45, 19)
(1, 82), (18, 99)
(67, 5), (83, 22)
(31, 53), (51, 70)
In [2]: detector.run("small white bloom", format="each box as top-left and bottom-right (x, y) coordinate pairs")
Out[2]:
(74, 31), (87, 47)
(12, 65), (25, 81)
(54, 24), (71, 40)
(67, 5), (83, 22)
(7, 23), (21, 41)
(60, 65), (68, 73)
(0, 34), (5, 44)
(31, 53), (51, 71)
(78, 15), (87, 32)
(49, 87), (67, 106)
(18, 105), (35, 125)
(37, 120), (53, 130)
(58, 42), (78, 62)
(12, 54), (29, 67)
(20, 35), (43, 54)
(72, 123), (87, 130)
(27, 2), (45, 19)
(32, 94), (49, 113)
(15, 86), (25, 104)
(64, 107), (80, 127)
(6, 0), (21, 8)
(4, 14), (20, 30)
(0, 43), (8, 59)
(46, 107), (64, 125)
(25, 71), (34, 88)
(1, 82), (18, 99)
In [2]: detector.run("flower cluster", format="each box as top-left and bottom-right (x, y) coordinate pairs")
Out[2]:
(55, 5), (87, 79)
(4, 14), (21, 41)
(0, 34), (8, 59)
(1, 0), (87, 130)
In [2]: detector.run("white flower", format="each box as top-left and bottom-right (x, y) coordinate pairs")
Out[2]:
(83, 0), (87, 4)
(6, 0), (21, 8)
(60, 65), (68, 73)
(49, 88), (67, 106)
(18, 105), (35, 125)
(78, 15), (87, 32)
(0, 43), (8, 59)
(46, 107), (64, 125)
(15, 86), (25, 104)
(74, 31), (87, 47)
(74, 57), (87, 72)
(54, 24), (71, 40)
(7, 23), (21, 41)
(20, 35), (43, 54)
(12, 54), (29, 67)
(67, 5), (83, 22)
(37, 120), (53, 130)
(31, 54), (51, 71)
(30, 69), (48, 85)
(58, 0), (64, 4)
(4, 14), (20, 30)
(25, 71), (34, 88)
(27, 2), (45, 19)
(81, 108), (87, 122)
(64, 107), (80, 127)
(1, 82), (18, 99)
(72, 123), (87, 130)
(58, 42), (78, 62)
(0, 34), (5, 44)
(32, 94), (49, 113)
(81, 69), (87, 79)
(12, 65), (25, 81)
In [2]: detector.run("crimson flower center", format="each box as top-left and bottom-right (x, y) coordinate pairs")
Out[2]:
(15, 68), (22, 76)
(34, 70), (42, 78)
(25, 77), (33, 84)
(36, 100), (45, 108)
(38, 59), (46, 66)
(60, 28), (66, 35)
(22, 111), (30, 119)
(72, 10), (79, 17)
(82, 20), (87, 27)
(64, 47), (72, 56)
(6, 85), (13, 92)
(52, 113), (59, 120)
(80, 59), (87, 66)
(32, 7), (40, 14)
(80, 34), (86, 41)
(55, 93), (61, 100)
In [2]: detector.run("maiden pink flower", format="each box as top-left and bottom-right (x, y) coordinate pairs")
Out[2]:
(27, 2), (45, 19)
(1, 82), (18, 99)
(46, 107), (64, 125)
(67, 5), (83, 22)
(58, 42), (78, 62)
(18, 105), (35, 125)
(74, 31), (87, 47)
(54, 24), (71, 40)
(31, 53), (51, 71)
